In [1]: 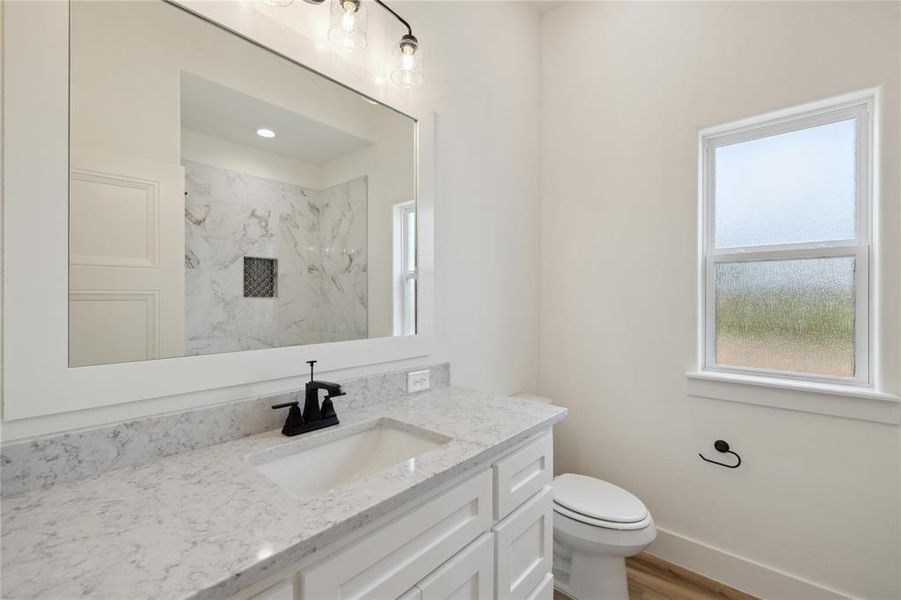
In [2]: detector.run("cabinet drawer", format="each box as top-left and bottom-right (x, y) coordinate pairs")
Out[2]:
(417, 533), (494, 600)
(492, 486), (552, 600)
(493, 432), (553, 521)
(299, 470), (492, 600)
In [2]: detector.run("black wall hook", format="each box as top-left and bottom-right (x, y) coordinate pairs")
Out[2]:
(699, 440), (742, 469)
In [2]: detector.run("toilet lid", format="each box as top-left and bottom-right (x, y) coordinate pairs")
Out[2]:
(553, 474), (648, 524)
(553, 502), (652, 531)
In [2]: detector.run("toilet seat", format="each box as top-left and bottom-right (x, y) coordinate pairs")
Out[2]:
(553, 501), (653, 531)
(553, 474), (651, 531)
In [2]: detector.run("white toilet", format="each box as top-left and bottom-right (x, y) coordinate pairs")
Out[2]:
(511, 395), (656, 599)
(551, 473), (656, 600)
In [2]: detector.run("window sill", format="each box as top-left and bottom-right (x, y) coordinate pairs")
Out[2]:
(686, 371), (900, 425)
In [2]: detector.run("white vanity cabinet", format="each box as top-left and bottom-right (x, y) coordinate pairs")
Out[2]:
(416, 532), (495, 600)
(299, 471), (493, 599)
(243, 429), (555, 600)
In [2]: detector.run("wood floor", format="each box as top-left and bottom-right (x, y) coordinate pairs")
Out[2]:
(553, 553), (758, 600)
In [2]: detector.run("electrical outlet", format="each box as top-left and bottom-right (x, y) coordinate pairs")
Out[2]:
(407, 369), (431, 393)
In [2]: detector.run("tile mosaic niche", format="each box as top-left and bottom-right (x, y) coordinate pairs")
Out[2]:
(184, 160), (367, 355)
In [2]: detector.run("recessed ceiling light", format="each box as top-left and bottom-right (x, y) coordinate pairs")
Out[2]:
(256, 128), (276, 139)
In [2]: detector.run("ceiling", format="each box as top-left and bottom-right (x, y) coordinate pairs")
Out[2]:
(180, 72), (373, 166)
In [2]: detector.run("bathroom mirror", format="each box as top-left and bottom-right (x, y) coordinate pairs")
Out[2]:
(68, 0), (417, 367)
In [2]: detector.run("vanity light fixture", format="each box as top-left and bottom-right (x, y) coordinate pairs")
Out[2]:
(374, 0), (423, 88)
(256, 128), (277, 138)
(262, 0), (423, 88)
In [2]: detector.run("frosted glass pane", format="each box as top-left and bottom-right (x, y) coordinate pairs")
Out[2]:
(403, 277), (416, 336)
(714, 119), (856, 248)
(714, 257), (855, 377)
(405, 209), (416, 269)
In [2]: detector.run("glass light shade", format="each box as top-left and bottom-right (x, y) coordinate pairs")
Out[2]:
(390, 42), (423, 88)
(328, 0), (367, 54)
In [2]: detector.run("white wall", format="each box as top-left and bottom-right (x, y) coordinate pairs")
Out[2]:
(0, 1), (540, 439)
(181, 129), (324, 189)
(399, 1), (541, 393)
(70, 1), (387, 166)
(540, 2), (900, 598)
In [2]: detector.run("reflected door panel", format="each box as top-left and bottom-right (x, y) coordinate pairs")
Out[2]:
(69, 148), (185, 366)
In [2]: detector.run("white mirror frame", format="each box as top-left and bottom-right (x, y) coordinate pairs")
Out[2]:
(2, 0), (436, 421)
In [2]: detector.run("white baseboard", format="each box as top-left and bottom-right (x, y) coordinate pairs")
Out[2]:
(647, 527), (853, 600)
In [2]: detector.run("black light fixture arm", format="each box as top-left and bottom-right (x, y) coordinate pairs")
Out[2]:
(372, 0), (413, 37)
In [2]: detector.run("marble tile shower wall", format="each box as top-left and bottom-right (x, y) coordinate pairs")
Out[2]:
(184, 160), (368, 355)
(279, 175), (369, 345)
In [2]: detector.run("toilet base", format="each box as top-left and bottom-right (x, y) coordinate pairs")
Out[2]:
(553, 538), (629, 600)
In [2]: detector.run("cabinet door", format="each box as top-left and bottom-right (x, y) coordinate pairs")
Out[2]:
(417, 533), (494, 600)
(492, 487), (552, 600)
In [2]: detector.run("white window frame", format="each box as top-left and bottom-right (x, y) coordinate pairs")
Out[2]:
(393, 201), (417, 336)
(699, 92), (874, 387)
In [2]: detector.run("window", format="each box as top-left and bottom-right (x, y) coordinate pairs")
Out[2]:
(700, 94), (873, 385)
(393, 201), (417, 335)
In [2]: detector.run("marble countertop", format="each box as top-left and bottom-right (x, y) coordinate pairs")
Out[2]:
(1, 387), (566, 600)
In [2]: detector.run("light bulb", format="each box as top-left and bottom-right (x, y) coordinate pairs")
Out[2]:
(328, 0), (367, 53)
(390, 34), (423, 88)
(341, 9), (355, 32)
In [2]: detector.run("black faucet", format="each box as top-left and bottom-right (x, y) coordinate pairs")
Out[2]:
(271, 360), (344, 436)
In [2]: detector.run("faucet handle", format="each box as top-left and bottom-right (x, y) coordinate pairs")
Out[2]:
(272, 401), (306, 436)
(271, 401), (299, 410)
(320, 396), (337, 419)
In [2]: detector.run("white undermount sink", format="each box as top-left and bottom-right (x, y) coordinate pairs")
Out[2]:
(249, 419), (451, 499)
